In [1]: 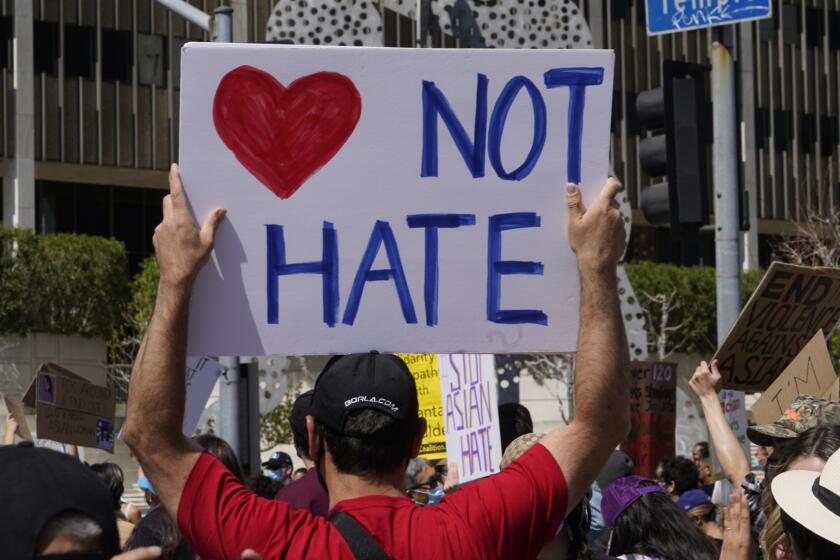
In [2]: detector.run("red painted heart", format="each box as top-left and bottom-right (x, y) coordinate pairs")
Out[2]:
(213, 65), (362, 199)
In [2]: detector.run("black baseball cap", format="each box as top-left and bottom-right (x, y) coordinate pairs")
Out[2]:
(311, 352), (419, 435)
(262, 451), (293, 470)
(289, 389), (314, 438)
(0, 442), (120, 557)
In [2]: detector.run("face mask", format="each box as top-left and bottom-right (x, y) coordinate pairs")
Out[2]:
(427, 487), (445, 505)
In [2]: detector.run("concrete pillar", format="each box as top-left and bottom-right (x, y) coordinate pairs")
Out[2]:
(3, 0), (36, 229)
(739, 21), (759, 271)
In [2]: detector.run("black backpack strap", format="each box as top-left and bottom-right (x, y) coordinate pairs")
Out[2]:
(328, 511), (392, 560)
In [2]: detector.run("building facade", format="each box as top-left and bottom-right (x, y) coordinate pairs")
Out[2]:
(2, 0), (837, 271)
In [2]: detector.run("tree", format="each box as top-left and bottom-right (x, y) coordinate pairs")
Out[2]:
(497, 354), (576, 425)
(639, 289), (686, 360)
(259, 384), (302, 451)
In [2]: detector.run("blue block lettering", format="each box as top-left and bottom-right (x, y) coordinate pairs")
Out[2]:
(343, 220), (418, 325)
(487, 213), (547, 325)
(266, 222), (339, 327)
(421, 74), (488, 178)
(543, 67), (605, 184)
(406, 213), (477, 326)
(488, 76), (547, 181)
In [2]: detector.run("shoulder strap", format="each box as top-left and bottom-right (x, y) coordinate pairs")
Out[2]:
(328, 511), (392, 560)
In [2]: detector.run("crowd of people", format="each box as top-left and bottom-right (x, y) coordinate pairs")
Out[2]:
(1, 168), (839, 559)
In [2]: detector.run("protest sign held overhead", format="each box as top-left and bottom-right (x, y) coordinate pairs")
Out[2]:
(621, 361), (677, 479)
(179, 44), (615, 355)
(714, 263), (840, 391)
(1, 394), (33, 442)
(398, 354), (447, 460)
(751, 330), (839, 425)
(439, 354), (502, 483)
(23, 363), (117, 453)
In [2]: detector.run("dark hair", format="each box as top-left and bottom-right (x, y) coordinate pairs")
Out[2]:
(609, 482), (719, 559)
(693, 441), (710, 460)
(318, 408), (417, 483)
(89, 462), (124, 511)
(499, 403), (533, 453)
(246, 474), (282, 499)
(780, 509), (840, 559)
(660, 456), (699, 496)
(192, 434), (244, 481)
(294, 467), (307, 477)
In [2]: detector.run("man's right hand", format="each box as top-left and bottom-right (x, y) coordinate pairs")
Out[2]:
(690, 360), (722, 400)
(566, 178), (625, 273)
(153, 164), (226, 290)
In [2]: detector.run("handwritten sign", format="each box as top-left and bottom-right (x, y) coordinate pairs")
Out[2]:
(621, 361), (677, 479)
(397, 354), (446, 460)
(439, 354), (502, 482)
(714, 263), (840, 391)
(179, 44), (615, 355)
(751, 330), (838, 425)
(29, 364), (116, 452)
(646, 0), (772, 36)
(1, 394), (33, 442)
(183, 357), (225, 436)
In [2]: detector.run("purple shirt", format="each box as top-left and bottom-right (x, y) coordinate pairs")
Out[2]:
(274, 468), (329, 517)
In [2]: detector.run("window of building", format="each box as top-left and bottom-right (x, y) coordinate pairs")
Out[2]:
(36, 181), (165, 274)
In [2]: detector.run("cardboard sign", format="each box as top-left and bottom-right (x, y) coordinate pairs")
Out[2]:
(183, 357), (225, 436)
(714, 263), (840, 391)
(25, 364), (116, 453)
(621, 361), (677, 479)
(2, 394), (33, 442)
(751, 330), (838, 425)
(179, 44), (615, 355)
(439, 354), (502, 482)
(397, 354), (447, 460)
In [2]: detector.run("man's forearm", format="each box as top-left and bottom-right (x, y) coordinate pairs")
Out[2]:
(125, 281), (195, 455)
(573, 265), (630, 441)
(699, 393), (750, 485)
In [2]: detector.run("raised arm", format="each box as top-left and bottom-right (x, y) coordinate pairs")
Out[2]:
(689, 360), (750, 486)
(540, 178), (630, 512)
(123, 164), (226, 518)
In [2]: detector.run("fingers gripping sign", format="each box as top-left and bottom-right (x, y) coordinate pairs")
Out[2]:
(566, 177), (625, 272)
(154, 164), (227, 289)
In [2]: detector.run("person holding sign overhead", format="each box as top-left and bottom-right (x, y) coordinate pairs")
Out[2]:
(123, 165), (629, 559)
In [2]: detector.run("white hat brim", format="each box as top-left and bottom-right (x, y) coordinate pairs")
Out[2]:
(771, 469), (840, 546)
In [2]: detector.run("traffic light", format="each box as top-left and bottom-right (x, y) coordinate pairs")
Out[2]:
(637, 61), (710, 238)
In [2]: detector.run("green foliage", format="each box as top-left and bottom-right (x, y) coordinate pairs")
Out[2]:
(624, 262), (766, 357)
(260, 384), (302, 451)
(128, 257), (160, 331)
(0, 227), (129, 338)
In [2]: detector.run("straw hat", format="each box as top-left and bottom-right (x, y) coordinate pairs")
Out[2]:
(771, 447), (840, 545)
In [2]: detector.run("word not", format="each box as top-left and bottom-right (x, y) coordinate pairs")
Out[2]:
(421, 68), (605, 184)
(266, 212), (547, 327)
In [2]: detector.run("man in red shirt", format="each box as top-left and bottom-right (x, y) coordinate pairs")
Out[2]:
(124, 165), (630, 559)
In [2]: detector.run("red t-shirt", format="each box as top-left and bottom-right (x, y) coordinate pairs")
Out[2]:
(177, 443), (567, 559)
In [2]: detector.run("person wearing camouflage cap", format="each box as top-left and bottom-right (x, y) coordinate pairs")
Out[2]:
(747, 395), (840, 447)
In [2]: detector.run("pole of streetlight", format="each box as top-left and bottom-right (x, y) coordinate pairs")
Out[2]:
(213, 6), (233, 43)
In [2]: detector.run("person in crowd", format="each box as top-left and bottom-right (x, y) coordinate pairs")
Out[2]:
(404, 457), (443, 505)
(274, 389), (329, 516)
(770, 446), (840, 559)
(677, 488), (723, 551)
(692, 441), (715, 496)
(499, 402), (534, 452)
(123, 167), (630, 558)
(589, 451), (635, 551)
(601, 475), (720, 559)
(263, 450), (294, 485)
(753, 446), (770, 471)
(91, 462), (137, 547)
(0, 441), (162, 559)
(247, 474), (283, 499)
(658, 456), (700, 500)
(127, 434), (244, 559)
(759, 424), (840, 559)
(689, 359), (840, 549)
(293, 467), (307, 480)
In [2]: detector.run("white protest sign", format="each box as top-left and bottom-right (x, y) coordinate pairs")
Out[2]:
(439, 354), (502, 483)
(183, 357), (225, 436)
(179, 44), (615, 355)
